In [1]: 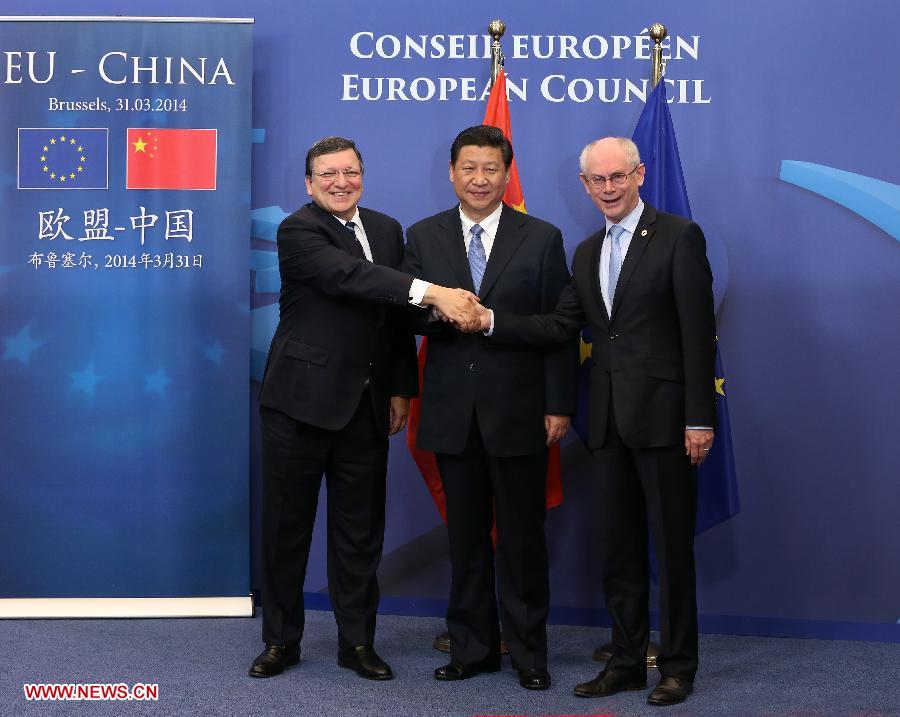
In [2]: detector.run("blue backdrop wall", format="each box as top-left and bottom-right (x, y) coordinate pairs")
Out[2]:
(4, 0), (899, 639)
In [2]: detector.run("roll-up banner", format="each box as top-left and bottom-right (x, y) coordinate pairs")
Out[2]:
(0, 17), (253, 618)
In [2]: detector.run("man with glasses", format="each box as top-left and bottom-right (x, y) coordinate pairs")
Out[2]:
(252, 136), (482, 680)
(475, 137), (716, 706)
(403, 125), (577, 691)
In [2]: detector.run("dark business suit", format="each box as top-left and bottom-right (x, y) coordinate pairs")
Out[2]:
(491, 203), (716, 681)
(258, 201), (418, 650)
(403, 203), (577, 671)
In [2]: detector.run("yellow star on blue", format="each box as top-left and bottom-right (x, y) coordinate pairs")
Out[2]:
(40, 133), (86, 185)
(579, 335), (593, 364)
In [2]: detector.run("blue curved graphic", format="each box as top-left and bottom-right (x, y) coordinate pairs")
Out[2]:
(779, 161), (900, 242)
(250, 204), (288, 382)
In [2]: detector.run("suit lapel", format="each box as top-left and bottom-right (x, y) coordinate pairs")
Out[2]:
(310, 202), (366, 260)
(610, 203), (656, 323)
(434, 207), (475, 291)
(478, 204), (525, 300)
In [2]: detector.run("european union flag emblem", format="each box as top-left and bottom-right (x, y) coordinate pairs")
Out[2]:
(17, 128), (108, 189)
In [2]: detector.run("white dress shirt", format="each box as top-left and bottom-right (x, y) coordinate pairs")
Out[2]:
(459, 202), (502, 261)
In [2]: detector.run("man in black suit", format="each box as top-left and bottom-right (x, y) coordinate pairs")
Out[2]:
(479, 137), (716, 706)
(251, 136), (482, 680)
(403, 125), (577, 691)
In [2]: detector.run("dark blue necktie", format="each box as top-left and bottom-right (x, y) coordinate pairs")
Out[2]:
(344, 220), (369, 261)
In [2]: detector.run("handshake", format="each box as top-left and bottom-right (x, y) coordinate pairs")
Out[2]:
(423, 285), (492, 333)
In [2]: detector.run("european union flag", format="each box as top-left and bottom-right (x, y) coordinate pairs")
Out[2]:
(17, 128), (108, 189)
(632, 80), (740, 533)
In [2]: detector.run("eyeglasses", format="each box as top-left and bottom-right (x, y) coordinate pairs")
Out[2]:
(583, 165), (641, 188)
(312, 168), (362, 182)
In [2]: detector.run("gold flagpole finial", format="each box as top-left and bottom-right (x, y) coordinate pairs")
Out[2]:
(649, 23), (667, 89)
(488, 20), (506, 87)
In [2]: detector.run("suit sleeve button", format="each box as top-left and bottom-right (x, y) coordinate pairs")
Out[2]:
(468, 362), (477, 372)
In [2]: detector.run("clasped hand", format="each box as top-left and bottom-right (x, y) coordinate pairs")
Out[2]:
(424, 286), (485, 332)
(433, 297), (491, 333)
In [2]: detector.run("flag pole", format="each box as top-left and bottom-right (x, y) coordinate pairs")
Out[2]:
(488, 19), (505, 87)
(649, 22), (668, 89)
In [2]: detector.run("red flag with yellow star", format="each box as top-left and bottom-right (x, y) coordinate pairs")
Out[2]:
(126, 128), (217, 190)
(482, 69), (526, 213)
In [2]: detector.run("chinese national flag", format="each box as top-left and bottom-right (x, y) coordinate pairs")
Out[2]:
(482, 69), (526, 213)
(406, 68), (563, 532)
(126, 128), (217, 190)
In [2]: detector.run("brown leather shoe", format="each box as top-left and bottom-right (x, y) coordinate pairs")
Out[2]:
(574, 667), (647, 697)
(647, 675), (692, 705)
(337, 645), (393, 680)
(248, 643), (300, 678)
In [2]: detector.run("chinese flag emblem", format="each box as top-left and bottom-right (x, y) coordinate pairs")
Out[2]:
(126, 128), (217, 190)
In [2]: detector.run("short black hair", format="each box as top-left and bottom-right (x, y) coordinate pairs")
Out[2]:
(450, 125), (513, 168)
(305, 136), (364, 177)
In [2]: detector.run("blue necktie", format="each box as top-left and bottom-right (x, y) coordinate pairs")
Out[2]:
(344, 220), (356, 234)
(607, 224), (625, 307)
(468, 224), (487, 295)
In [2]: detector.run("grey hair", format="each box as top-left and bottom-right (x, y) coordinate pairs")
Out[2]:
(579, 137), (641, 174)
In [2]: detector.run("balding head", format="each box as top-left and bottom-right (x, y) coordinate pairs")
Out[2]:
(578, 137), (645, 223)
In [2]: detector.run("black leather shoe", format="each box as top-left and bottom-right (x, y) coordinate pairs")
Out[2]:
(434, 658), (501, 681)
(647, 676), (692, 706)
(574, 667), (646, 697)
(248, 643), (300, 678)
(518, 667), (551, 690)
(338, 645), (393, 680)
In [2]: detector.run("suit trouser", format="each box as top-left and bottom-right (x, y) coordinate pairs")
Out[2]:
(596, 401), (699, 682)
(436, 414), (549, 671)
(259, 393), (388, 649)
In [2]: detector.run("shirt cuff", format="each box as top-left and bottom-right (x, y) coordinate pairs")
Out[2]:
(408, 279), (430, 307)
(483, 309), (495, 336)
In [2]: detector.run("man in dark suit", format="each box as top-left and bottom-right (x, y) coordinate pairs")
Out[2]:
(251, 136), (482, 680)
(402, 125), (578, 691)
(480, 137), (716, 706)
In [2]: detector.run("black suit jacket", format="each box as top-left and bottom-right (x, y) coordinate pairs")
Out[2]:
(402, 204), (577, 457)
(259, 202), (418, 434)
(492, 203), (716, 449)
